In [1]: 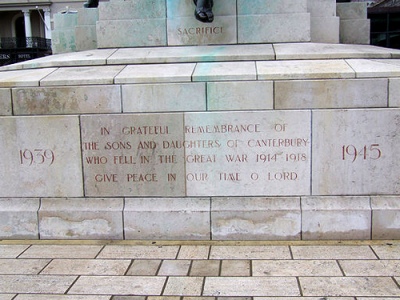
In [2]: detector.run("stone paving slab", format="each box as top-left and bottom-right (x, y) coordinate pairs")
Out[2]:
(299, 277), (400, 297)
(0, 259), (50, 275)
(0, 275), (77, 294)
(203, 277), (300, 297)
(68, 276), (166, 295)
(291, 245), (377, 259)
(0, 241), (399, 298)
(18, 245), (103, 259)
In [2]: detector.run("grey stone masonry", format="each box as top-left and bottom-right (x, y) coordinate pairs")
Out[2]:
(1, 42), (400, 240)
(50, 0), (367, 52)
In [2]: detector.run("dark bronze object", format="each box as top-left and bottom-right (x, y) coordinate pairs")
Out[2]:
(194, 0), (214, 23)
(83, 0), (99, 8)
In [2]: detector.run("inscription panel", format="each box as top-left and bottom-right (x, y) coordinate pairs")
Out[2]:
(185, 111), (311, 196)
(81, 114), (185, 196)
(312, 109), (400, 195)
(81, 111), (311, 197)
(0, 116), (82, 197)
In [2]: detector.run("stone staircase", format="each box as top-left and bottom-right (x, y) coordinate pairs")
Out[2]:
(0, 0), (399, 241)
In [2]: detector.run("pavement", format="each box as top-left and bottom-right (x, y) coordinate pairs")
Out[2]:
(0, 240), (399, 299)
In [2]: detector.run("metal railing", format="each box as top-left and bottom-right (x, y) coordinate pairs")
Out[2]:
(0, 37), (51, 50)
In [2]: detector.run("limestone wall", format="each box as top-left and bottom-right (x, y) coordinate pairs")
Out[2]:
(1, 42), (400, 240)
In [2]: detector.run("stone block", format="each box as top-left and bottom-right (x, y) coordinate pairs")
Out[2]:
(184, 110), (311, 196)
(257, 59), (354, 80)
(372, 196), (400, 239)
(207, 81), (273, 111)
(80, 113), (185, 197)
(115, 63), (195, 84)
(167, 0), (236, 18)
(389, 78), (400, 107)
(0, 198), (39, 239)
(75, 25), (97, 51)
(39, 65), (125, 86)
(51, 29), (77, 54)
(238, 13), (310, 44)
(124, 198), (210, 240)
(310, 16), (339, 44)
(0, 68), (57, 87)
(192, 62), (256, 81)
(39, 198), (123, 239)
(275, 78), (388, 109)
(53, 13), (78, 29)
(340, 19), (370, 45)
(211, 197), (301, 240)
(167, 16), (237, 46)
(237, 0), (307, 14)
(77, 7), (99, 25)
(0, 116), (83, 197)
(107, 44), (275, 65)
(122, 82), (206, 113)
(307, 0), (336, 17)
(12, 85), (121, 115)
(0, 88), (11, 115)
(346, 59), (400, 78)
(99, 0), (166, 20)
(312, 109), (400, 195)
(336, 2), (367, 20)
(302, 196), (371, 240)
(96, 19), (167, 48)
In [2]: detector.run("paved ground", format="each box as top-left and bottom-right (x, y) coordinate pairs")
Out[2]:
(0, 240), (399, 299)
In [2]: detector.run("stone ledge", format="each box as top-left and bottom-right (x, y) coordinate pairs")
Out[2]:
(1, 196), (399, 240)
(2, 43), (400, 72)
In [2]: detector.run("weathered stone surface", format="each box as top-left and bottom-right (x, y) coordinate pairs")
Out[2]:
(39, 198), (124, 239)
(13, 85), (121, 115)
(0, 198), (39, 239)
(307, 0), (336, 17)
(0, 275), (77, 294)
(312, 109), (400, 195)
(389, 78), (400, 107)
(81, 113), (185, 197)
(253, 260), (342, 276)
(193, 62), (256, 81)
(238, 0), (307, 14)
(0, 68), (57, 87)
(115, 63), (195, 84)
(275, 78), (387, 109)
(203, 277), (300, 296)
(310, 17), (339, 44)
(75, 26), (97, 51)
(371, 196), (400, 239)
(336, 2), (367, 20)
(257, 60), (354, 80)
(340, 19), (370, 45)
(124, 198), (210, 240)
(0, 89), (11, 115)
(346, 59), (400, 78)
(211, 197), (301, 240)
(238, 14), (310, 44)
(52, 30), (77, 54)
(302, 196), (371, 240)
(207, 81), (273, 111)
(97, 19), (167, 48)
(40, 66), (124, 86)
(122, 83), (206, 113)
(184, 111), (311, 196)
(167, 16), (237, 46)
(0, 116), (83, 197)
(99, 0), (166, 20)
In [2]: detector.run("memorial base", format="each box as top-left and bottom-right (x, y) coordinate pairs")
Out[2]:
(1, 43), (400, 240)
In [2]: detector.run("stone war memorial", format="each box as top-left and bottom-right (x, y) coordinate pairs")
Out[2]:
(0, 0), (400, 241)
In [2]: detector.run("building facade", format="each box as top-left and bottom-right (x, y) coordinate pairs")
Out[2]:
(0, 0), (85, 66)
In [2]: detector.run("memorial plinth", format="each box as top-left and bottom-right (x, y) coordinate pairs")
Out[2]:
(0, 0), (399, 241)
